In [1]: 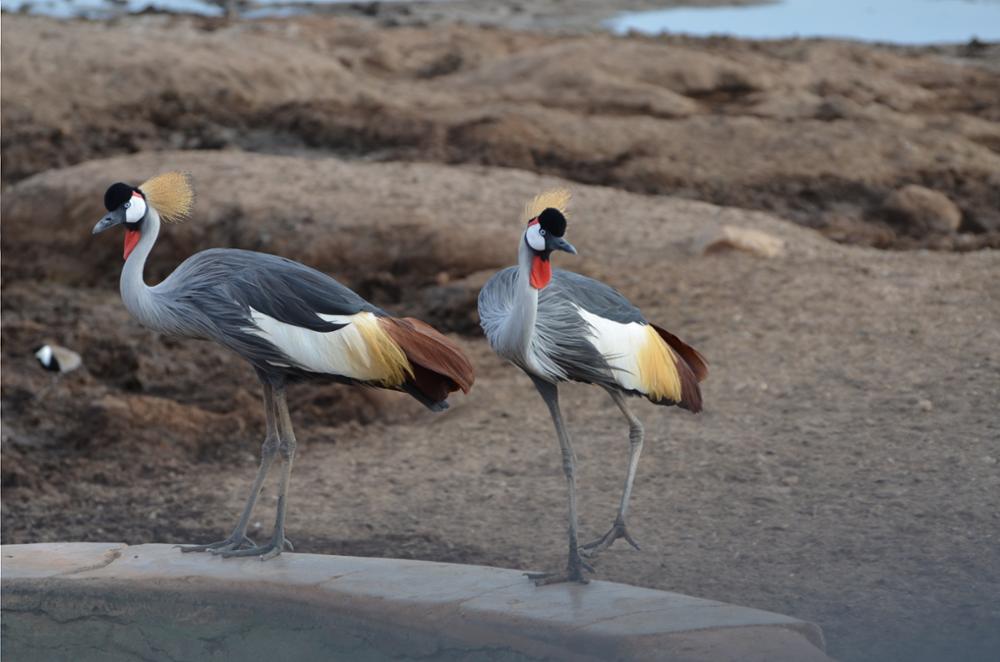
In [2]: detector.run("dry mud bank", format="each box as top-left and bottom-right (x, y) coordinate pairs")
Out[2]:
(3, 14), (999, 249)
(3, 152), (999, 662)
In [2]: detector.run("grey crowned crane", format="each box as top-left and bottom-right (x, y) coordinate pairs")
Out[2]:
(478, 190), (708, 585)
(93, 172), (474, 560)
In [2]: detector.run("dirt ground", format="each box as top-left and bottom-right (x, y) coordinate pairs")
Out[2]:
(2, 10), (999, 662)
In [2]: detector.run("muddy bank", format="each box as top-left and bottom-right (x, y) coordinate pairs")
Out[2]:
(3, 14), (998, 249)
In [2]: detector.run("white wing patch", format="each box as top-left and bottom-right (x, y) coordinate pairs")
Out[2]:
(575, 306), (649, 393)
(245, 308), (387, 381)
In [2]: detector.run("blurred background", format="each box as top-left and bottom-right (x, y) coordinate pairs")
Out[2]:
(2, 2), (998, 661)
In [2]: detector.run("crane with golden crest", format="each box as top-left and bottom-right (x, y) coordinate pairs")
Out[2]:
(478, 190), (708, 584)
(93, 172), (474, 560)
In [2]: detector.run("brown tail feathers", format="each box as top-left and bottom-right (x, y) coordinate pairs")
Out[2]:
(380, 316), (475, 406)
(652, 323), (708, 413)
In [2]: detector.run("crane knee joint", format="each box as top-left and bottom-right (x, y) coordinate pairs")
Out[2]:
(278, 438), (297, 459)
(261, 436), (279, 456)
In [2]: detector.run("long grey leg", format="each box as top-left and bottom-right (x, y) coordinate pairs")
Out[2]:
(581, 388), (644, 558)
(264, 385), (297, 560)
(525, 377), (593, 585)
(181, 381), (279, 554)
(220, 383), (296, 560)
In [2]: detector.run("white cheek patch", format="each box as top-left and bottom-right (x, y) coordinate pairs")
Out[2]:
(525, 224), (546, 251)
(125, 195), (147, 224)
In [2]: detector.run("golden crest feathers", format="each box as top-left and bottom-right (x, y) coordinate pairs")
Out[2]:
(524, 188), (571, 222)
(139, 171), (195, 224)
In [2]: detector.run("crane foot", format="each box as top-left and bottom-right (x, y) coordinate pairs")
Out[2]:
(579, 519), (641, 559)
(177, 534), (256, 554)
(525, 553), (594, 586)
(215, 536), (294, 560)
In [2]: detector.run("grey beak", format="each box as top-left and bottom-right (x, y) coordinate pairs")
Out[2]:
(92, 211), (121, 235)
(553, 237), (578, 255)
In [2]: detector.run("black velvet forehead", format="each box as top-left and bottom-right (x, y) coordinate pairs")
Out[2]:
(537, 208), (567, 237)
(104, 182), (137, 211)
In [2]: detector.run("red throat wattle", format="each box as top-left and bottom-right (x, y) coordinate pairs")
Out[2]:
(123, 229), (141, 261)
(530, 255), (552, 289)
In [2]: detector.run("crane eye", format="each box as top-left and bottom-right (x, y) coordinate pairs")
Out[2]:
(124, 202), (131, 209)
(539, 228), (546, 236)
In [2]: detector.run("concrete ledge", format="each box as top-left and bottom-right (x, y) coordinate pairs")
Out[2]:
(2, 543), (829, 661)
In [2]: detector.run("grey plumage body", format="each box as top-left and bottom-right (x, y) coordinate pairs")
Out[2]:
(122, 210), (379, 382)
(479, 260), (644, 389)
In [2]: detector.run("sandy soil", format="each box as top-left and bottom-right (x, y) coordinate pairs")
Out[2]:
(2, 11), (999, 662)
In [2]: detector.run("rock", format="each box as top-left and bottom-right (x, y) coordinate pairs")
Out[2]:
(882, 185), (962, 235)
(2, 542), (832, 662)
(699, 225), (786, 258)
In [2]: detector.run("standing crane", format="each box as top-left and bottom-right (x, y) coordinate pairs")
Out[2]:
(92, 172), (474, 560)
(478, 190), (707, 585)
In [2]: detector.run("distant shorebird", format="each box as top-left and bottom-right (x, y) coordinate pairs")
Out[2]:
(34, 344), (82, 374)
(478, 190), (707, 584)
(93, 172), (474, 560)
(32, 343), (83, 401)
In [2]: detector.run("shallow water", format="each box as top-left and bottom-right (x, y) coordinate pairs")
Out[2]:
(609, 0), (1000, 44)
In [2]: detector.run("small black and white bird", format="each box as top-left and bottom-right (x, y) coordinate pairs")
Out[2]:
(33, 344), (82, 374)
(478, 190), (708, 585)
(92, 172), (474, 560)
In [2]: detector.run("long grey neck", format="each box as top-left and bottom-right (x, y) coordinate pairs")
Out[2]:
(120, 209), (173, 333)
(496, 238), (539, 357)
